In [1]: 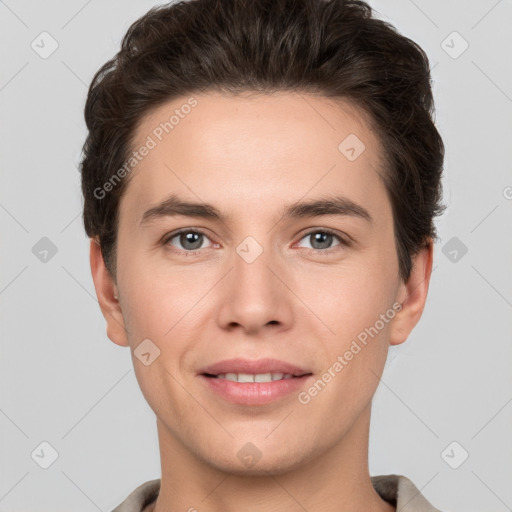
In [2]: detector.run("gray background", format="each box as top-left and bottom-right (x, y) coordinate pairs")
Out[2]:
(1, 1), (511, 511)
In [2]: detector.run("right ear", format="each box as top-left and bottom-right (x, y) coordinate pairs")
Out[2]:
(89, 238), (129, 347)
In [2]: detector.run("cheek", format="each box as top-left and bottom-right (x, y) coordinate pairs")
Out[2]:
(116, 244), (198, 339)
(298, 259), (397, 411)
(302, 271), (395, 427)
(299, 256), (397, 338)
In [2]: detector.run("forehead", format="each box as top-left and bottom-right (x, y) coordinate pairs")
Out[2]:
(132, 91), (381, 158)
(121, 91), (389, 223)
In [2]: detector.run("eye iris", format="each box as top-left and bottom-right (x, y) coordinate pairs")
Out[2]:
(311, 232), (332, 250)
(180, 232), (203, 250)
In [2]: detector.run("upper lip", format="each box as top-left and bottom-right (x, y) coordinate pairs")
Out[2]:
(198, 358), (311, 377)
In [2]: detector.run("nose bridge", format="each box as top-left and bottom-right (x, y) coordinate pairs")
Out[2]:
(232, 233), (278, 297)
(216, 232), (291, 332)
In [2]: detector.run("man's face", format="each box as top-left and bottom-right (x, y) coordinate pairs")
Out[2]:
(111, 92), (408, 474)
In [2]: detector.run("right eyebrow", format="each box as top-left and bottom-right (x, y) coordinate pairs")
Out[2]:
(139, 194), (227, 226)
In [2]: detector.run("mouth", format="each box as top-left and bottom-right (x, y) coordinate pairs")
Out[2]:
(199, 372), (313, 406)
(197, 358), (314, 406)
(197, 357), (312, 379)
(202, 372), (312, 382)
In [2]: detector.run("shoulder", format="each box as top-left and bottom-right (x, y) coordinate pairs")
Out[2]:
(111, 474), (444, 512)
(111, 479), (161, 512)
(371, 473), (444, 511)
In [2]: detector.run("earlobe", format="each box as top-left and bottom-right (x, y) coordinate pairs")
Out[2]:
(89, 238), (129, 347)
(389, 239), (434, 346)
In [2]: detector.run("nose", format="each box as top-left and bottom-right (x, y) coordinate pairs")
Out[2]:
(216, 238), (294, 335)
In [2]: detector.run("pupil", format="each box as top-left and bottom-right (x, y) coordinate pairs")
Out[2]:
(312, 232), (332, 249)
(181, 232), (202, 250)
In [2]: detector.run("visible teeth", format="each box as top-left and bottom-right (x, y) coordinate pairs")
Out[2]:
(256, 373), (276, 382)
(215, 372), (295, 382)
(238, 373), (255, 383)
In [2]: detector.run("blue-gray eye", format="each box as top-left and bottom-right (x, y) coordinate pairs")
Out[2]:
(167, 230), (211, 251)
(298, 230), (343, 250)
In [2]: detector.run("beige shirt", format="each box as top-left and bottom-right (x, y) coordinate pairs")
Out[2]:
(112, 474), (443, 511)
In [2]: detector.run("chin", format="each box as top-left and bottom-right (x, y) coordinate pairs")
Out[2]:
(209, 453), (308, 477)
(196, 439), (313, 477)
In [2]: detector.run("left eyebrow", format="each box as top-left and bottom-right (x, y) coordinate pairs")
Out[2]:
(280, 195), (373, 224)
(139, 193), (373, 226)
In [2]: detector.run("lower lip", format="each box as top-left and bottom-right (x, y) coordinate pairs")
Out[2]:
(199, 374), (313, 406)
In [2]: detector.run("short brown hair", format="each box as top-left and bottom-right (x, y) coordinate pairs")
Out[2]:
(80, 0), (445, 282)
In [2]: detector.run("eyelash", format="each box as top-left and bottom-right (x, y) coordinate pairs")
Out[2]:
(162, 228), (351, 257)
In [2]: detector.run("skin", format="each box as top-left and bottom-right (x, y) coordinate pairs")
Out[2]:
(90, 92), (433, 512)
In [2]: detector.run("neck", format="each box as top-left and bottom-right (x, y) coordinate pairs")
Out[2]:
(150, 402), (395, 512)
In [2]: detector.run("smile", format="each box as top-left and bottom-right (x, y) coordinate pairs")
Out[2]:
(205, 372), (296, 382)
(199, 373), (313, 406)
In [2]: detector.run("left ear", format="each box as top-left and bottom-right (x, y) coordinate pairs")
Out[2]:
(389, 238), (434, 346)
